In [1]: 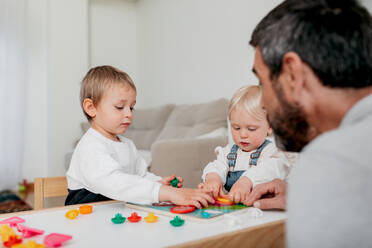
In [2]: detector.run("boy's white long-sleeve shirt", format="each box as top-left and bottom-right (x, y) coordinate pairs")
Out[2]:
(201, 142), (291, 188)
(66, 128), (162, 204)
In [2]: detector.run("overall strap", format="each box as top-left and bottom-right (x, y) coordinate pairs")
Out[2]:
(249, 139), (271, 166)
(227, 144), (239, 172)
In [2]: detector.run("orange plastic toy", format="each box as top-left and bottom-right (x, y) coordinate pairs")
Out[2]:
(127, 212), (142, 223)
(144, 212), (158, 223)
(215, 196), (234, 206)
(65, 209), (79, 220)
(79, 205), (92, 214)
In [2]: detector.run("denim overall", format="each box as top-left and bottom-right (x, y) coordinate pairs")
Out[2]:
(224, 139), (271, 191)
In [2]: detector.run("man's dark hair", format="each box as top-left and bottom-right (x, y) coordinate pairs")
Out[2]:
(250, 0), (372, 88)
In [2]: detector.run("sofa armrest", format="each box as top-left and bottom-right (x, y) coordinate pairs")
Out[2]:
(149, 136), (228, 188)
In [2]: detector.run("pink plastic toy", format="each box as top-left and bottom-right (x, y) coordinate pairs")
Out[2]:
(16, 225), (44, 238)
(43, 233), (72, 247)
(0, 217), (25, 227)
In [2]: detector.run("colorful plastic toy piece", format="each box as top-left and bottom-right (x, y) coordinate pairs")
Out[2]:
(170, 216), (184, 227)
(201, 211), (210, 218)
(79, 205), (92, 214)
(170, 177), (179, 188)
(0, 224), (16, 242)
(0, 216), (25, 227)
(65, 209), (79, 220)
(3, 235), (22, 247)
(170, 205), (195, 214)
(111, 213), (126, 224)
(16, 225), (44, 238)
(43, 233), (72, 247)
(144, 212), (158, 223)
(12, 240), (45, 248)
(127, 212), (141, 223)
(215, 196), (234, 206)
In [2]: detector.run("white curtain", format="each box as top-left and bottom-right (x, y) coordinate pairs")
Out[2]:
(0, 0), (26, 190)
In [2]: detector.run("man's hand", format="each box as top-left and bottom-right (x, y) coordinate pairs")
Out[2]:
(159, 174), (183, 188)
(199, 173), (226, 198)
(228, 176), (253, 203)
(243, 179), (287, 210)
(159, 186), (215, 209)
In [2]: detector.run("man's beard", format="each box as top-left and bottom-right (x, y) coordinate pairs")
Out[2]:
(267, 86), (314, 152)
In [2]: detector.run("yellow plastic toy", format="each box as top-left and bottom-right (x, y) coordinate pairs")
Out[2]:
(0, 224), (16, 242)
(144, 212), (158, 223)
(216, 196), (234, 206)
(12, 240), (45, 248)
(65, 209), (79, 220)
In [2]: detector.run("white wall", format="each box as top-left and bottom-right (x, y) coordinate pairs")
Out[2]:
(23, 0), (89, 180)
(135, 0), (282, 108)
(23, 0), (49, 180)
(89, 0), (138, 81)
(24, 0), (372, 180)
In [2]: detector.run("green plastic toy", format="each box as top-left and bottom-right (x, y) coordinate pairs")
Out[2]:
(170, 216), (184, 227)
(111, 213), (126, 224)
(170, 178), (179, 188)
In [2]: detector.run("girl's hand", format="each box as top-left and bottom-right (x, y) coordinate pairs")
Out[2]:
(160, 174), (183, 188)
(202, 173), (227, 198)
(228, 177), (253, 203)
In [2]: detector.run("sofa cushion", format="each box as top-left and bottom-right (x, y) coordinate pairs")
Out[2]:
(156, 98), (229, 141)
(124, 104), (175, 149)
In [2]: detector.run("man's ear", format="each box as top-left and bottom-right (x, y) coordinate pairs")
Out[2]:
(83, 98), (96, 119)
(280, 52), (306, 104)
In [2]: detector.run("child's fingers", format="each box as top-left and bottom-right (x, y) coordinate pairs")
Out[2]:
(189, 200), (202, 209)
(193, 196), (208, 208)
(219, 188), (228, 198)
(233, 192), (241, 203)
(177, 176), (183, 182)
(212, 188), (219, 199)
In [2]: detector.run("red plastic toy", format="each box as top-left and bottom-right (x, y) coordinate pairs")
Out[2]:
(170, 206), (195, 214)
(3, 235), (22, 247)
(127, 212), (142, 222)
(43, 233), (72, 247)
(16, 225), (44, 238)
(0, 217), (25, 227)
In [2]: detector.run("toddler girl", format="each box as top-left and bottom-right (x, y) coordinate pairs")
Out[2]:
(200, 85), (291, 204)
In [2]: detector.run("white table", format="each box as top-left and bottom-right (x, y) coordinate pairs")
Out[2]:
(0, 201), (286, 247)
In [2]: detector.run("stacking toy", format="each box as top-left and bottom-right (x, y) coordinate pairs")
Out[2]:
(127, 212), (141, 223)
(170, 216), (184, 227)
(111, 213), (126, 224)
(144, 212), (158, 223)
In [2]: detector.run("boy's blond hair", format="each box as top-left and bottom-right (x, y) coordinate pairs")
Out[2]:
(228, 85), (266, 121)
(80, 65), (136, 121)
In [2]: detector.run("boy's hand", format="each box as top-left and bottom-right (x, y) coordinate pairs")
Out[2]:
(159, 174), (183, 188)
(228, 177), (253, 203)
(159, 186), (215, 209)
(201, 173), (227, 198)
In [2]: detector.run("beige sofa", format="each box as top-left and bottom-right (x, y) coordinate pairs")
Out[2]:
(124, 98), (229, 187)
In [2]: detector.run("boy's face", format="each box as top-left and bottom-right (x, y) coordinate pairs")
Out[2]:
(91, 84), (136, 141)
(230, 107), (271, 152)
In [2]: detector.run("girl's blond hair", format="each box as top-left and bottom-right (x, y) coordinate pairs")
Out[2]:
(228, 85), (266, 121)
(80, 65), (136, 121)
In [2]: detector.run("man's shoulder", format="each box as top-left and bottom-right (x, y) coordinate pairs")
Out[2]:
(300, 115), (372, 169)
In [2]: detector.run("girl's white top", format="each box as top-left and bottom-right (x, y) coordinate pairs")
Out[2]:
(201, 142), (292, 188)
(66, 128), (162, 204)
